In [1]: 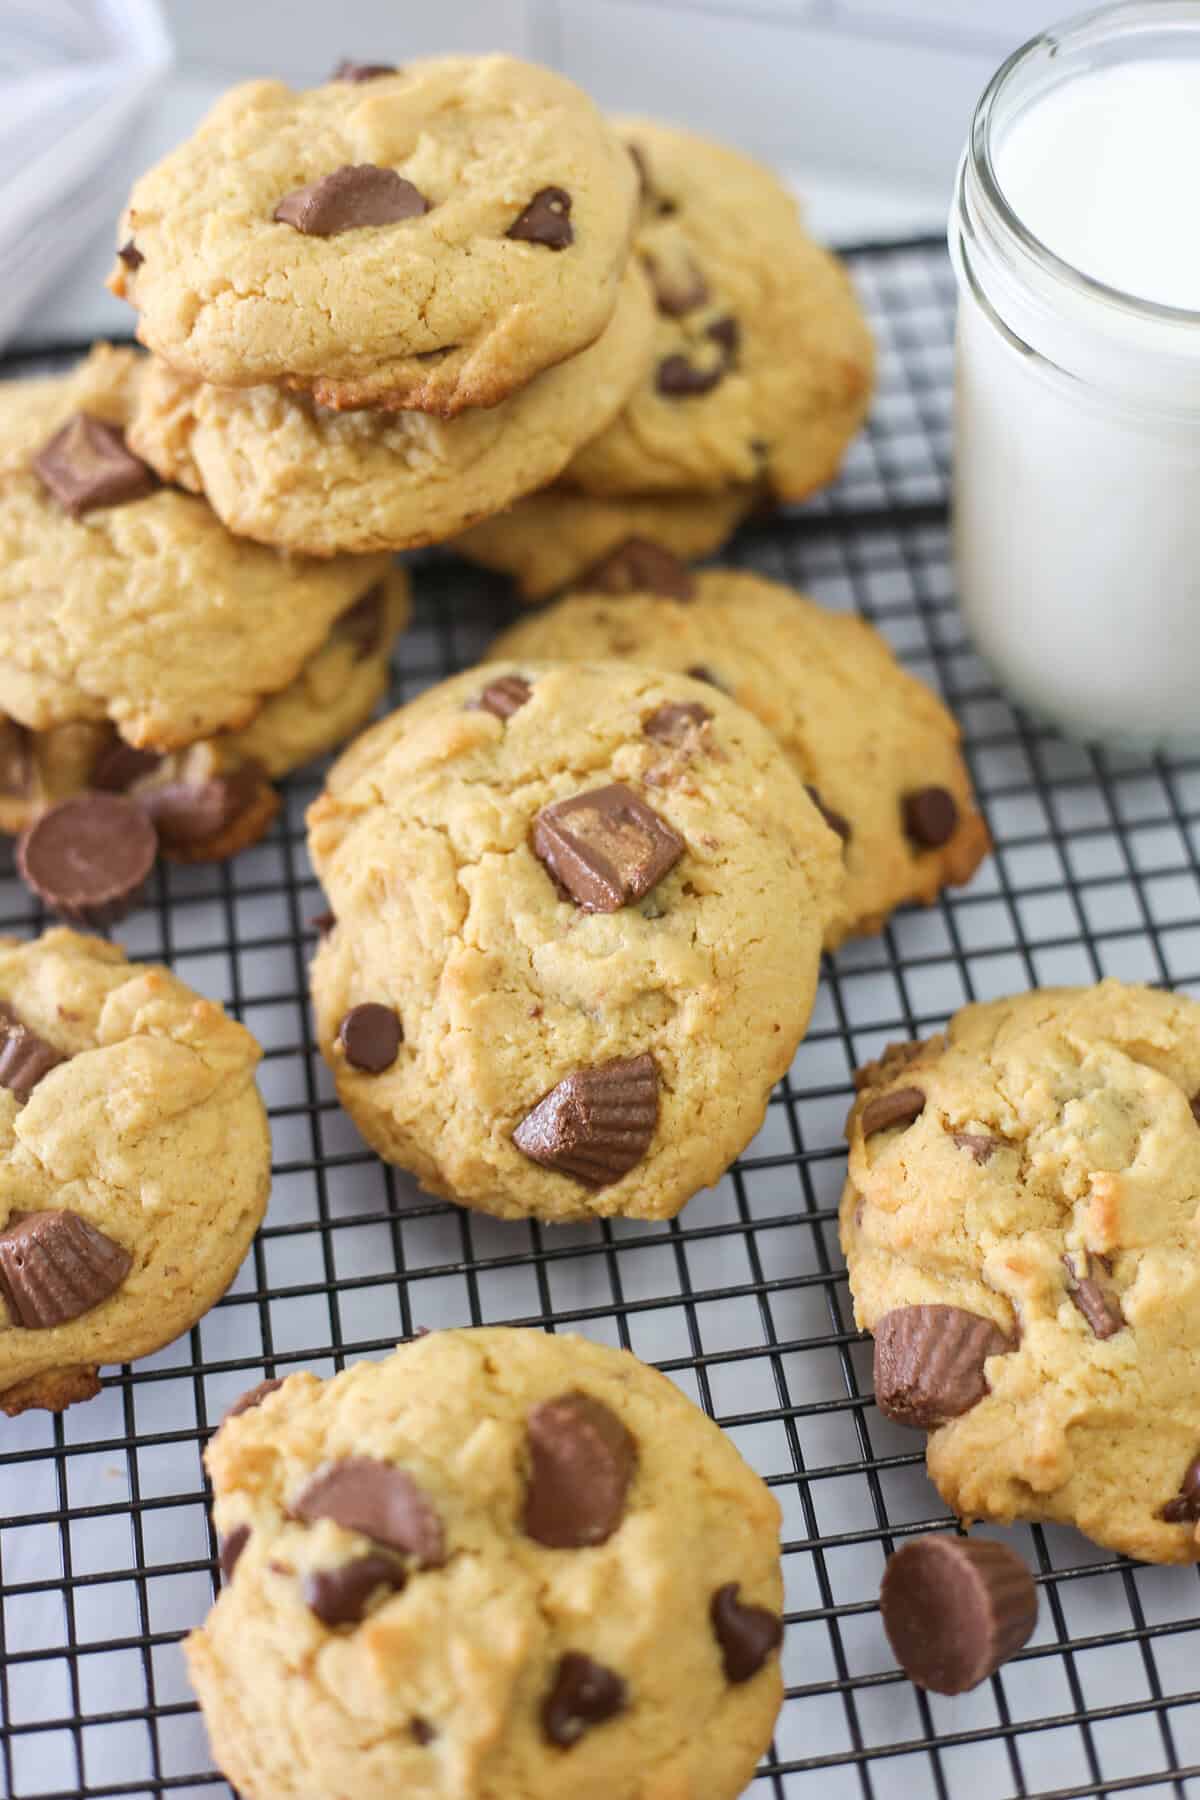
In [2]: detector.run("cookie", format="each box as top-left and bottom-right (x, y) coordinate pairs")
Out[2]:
(109, 58), (639, 414)
(557, 119), (874, 501)
(126, 265), (654, 557)
(307, 660), (843, 1221)
(0, 572), (410, 861)
(0, 929), (270, 1415)
(488, 568), (990, 946)
(186, 1326), (784, 1800)
(455, 484), (756, 602)
(841, 981), (1200, 1563)
(0, 346), (394, 751)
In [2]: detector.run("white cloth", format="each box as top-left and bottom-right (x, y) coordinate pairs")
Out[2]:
(2, 0), (171, 349)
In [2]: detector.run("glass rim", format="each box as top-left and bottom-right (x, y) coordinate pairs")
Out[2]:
(970, 0), (1200, 328)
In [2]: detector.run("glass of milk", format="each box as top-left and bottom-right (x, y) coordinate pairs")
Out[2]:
(951, 1), (1200, 751)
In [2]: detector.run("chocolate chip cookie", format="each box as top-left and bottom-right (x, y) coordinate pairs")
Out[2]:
(127, 266), (655, 557)
(558, 119), (874, 501)
(841, 981), (1200, 1562)
(488, 567), (990, 946)
(110, 58), (639, 414)
(0, 347), (407, 860)
(0, 930), (270, 1415)
(187, 1326), (784, 1799)
(455, 485), (756, 602)
(307, 660), (843, 1221)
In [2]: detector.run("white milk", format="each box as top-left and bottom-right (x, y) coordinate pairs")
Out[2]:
(951, 8), (1200, 750)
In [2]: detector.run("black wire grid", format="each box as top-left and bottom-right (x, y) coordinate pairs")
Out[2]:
(3, 236), (1200, 1800)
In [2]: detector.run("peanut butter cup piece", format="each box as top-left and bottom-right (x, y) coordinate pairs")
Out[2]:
(274, 165), (427, 235)
(304, 1552), (406, 1626)
(523, 1391), (637, 1548)
(542, 1654), (626, 1748)
(338, 1003), (402, 1073)
(874, 1304), (1014, 1428)
(1062, 1253), (1124, 1340)
(90, 739), (163, 792)
(224, 1376), (285, 1421)
(291, 1458), (445, 1566)
(0, 1003), (66, 1103)
(512, 1053), (659, 1187)
(0, 1210), (132, 1328)
(33, 414), (157, 516)
(533, 783), (684, 912)
(139, 761), (266, 852)
(219, 1524), (250, 1581)
(860, 1086), (925, 1137)
(1160, 1455), (1200, 1523)
(903, 786), (959, 850)
(711, 1583), (784, 1683)
(951, 1131), (1001, 1164)
(476, 675), (532, 720)
(643, 701), (712, 745)
(578, 537), (696, 600)
(507, 186), (573, 248)
(880, 1534), (1037, 1695)
(18, 792), (157, 927)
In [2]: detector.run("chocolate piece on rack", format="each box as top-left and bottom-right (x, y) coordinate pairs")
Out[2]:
(33, 415), (157, 516)
(18, 793), (157, 926)
(274, 166), (427, 235)
(533, 783), (684, 912)
(0, 1210), (132, 1328)
(513, 1054), (659, 1187)
(291, 1457), (446, 1565)
(874, 1304), (1014, 1428)
(507, 187), (573, 249)
(880, 1534), (1038, 1695)
(338, 1003), (402, 1073)
(523, 1391), (637, 1547)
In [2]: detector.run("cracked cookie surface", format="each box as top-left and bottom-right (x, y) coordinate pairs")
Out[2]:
(127, 266), (654, 556)
(841, 982), (1200, 1562)
(0, 347), (392, 750)
(187, 1326), (783, 1800)
(0, 930), (269, 1414)
(558, 119), (874, 501)
(490, 569), (990, 945)
(307, 660), (843, 1221)
(109, 57), (639, 414)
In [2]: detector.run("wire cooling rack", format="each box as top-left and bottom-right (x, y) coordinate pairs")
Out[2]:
(3, 236), (1200, 1800)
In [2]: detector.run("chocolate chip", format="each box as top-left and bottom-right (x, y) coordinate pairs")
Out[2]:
(303, 1553), (406, 1626)
(903, 786), (959, 850)
(310, 911), (337, 938)
(541, 1653), (626, 1748)
(336, 586), (386, 660)
(117, 240), (143, 269)
(338, 1003), (402, 1072)
(17, 793), (157, 927)
(0, 1209), (132, 1329)
(951, 1131), (1001, 1164)
(513, 1053), (659, 1187)
(32, 415), (158, 517)
(533, 784), (684, 912)
(1190, 1091), (1200, 1126)
(291, 1458), (446, 1565)
(476, 675), (532, 720)
(578, 537), (696, 600)
(1062, 1255), (1124, 1340)
(641, 249), (709, 318)
(710, 1583), (784, 1684)
(90, 740), (163, 793)
(224, 1377), (285, 1421)
(685, 664), (726, 690)
(805, 785), (851, 844)
(706, 315), (740, 358)
(506, 187), (573, 249)
(274, 165), (427, 236)
(523, 1391), (637, 1548)
(643, 702), (712, 745)
(331, 59), (398, 81)
(860, 1086), (926, 1137)
(1160, 1455), (1200, 1523)
(880, 1534), (1037, 1695)
(136, 762), (265, 852)
(219, 1524), (250, 1581)
(656, 353), (725, 397)
(411, 1718), (436, 1745)
(0, 1003), (66, 1103)
(874, 1304), (1015, 1428)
